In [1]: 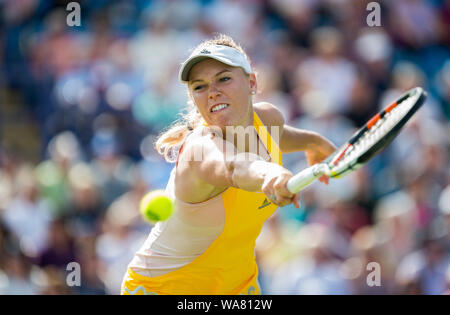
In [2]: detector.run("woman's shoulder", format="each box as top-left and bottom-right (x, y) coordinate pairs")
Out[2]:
(174, 126), (231, 204)
(253, 101), (285, 129)
(180, 125), (225, 152)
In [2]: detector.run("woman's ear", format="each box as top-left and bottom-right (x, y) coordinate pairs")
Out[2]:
(249, 73), (257, 95)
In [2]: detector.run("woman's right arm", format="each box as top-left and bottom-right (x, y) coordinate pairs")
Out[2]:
(175, 130), (299, 207)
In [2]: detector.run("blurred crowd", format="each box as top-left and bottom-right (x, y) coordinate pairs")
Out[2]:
(0, 0), (449, 294)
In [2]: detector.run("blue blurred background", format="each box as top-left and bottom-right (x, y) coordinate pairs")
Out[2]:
(0, 0), (449, 295)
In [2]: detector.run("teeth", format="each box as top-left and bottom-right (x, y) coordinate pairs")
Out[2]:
(211, 104), (228, 112)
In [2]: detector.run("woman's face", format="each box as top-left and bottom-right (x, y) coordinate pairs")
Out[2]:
(188, 58), (256, 130)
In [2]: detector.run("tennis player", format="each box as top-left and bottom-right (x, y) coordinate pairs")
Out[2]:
(121, 34), (336, 295)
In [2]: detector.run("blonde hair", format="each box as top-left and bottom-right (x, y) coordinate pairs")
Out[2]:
(155, 34), (251, 162)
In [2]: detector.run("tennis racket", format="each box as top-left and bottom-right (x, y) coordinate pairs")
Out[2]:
(287, 87), (427, 194)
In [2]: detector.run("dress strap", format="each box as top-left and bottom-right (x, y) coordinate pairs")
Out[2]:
(253, 112), (282, 165)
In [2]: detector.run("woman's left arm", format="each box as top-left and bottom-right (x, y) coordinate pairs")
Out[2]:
(281, 126), (337, 184)
(281, 126), (337, 185)
(281, 125), (336, 159)
(255, 102), (337, 183)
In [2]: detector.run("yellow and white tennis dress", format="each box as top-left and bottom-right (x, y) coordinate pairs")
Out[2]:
(121, 112), (282, 295)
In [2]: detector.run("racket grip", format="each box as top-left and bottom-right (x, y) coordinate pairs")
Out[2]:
(287, 164), (327, 194)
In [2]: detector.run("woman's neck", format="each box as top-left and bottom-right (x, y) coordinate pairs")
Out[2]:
(221, 108), (256, 153)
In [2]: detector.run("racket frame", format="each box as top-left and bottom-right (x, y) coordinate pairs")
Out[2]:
(286, 87), (427, 194)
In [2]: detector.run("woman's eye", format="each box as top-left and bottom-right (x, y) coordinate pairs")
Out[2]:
(194, 85), (205, 91)
(219, 77), (230, 82)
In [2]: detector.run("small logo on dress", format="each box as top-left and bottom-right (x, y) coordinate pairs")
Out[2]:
(200, 49), (211, 54)
(258, 198), (271, 209)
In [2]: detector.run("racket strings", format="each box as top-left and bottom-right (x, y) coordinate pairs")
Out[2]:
(333, 95), (417, 170)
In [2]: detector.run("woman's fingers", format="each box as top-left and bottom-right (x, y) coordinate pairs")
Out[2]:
(263, 170), (302, 208)
(292, 193), (301, 208)
(273, 191), (292, 207)
(271, 192), (300, 208)
(318, 174), (329, 185)
(273, 175), (294, 198)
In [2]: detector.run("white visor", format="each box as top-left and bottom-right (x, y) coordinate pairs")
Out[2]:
(179, 44), (252, 83)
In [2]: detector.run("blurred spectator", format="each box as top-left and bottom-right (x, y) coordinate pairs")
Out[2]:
(1, 164), (54, 258)
(66, 162), (103, 237)
(418, 236), (450, 295)
(0, 164), (14, 213)
(34, 131), (81, 217)
(395, 232), (450, 295)
(73, 250), (107, 295)
(388, 0), (440, 49)
(438, 185), (450, 251)
(295, 26), (357, 115)
(374, 191), (418, 265)
(31, 9), (82, 78)
(35, 218), (77, 268)
(128, 7), (184, 88)
(268, 0), (319, 47)
(435, 60), (450, 119)
(438, 0), (450, 46)
(89, 119), (135, 208)
(270, 224), (353, 294)
(95, 197), (147, 294)
(0, 253), (39, 295)
(263, 30), (304, 98)
(204, 0), (262, 43)
(38, 266), (74, 295)
(349, 226), (393, 294)
(344, 70), (379, 127)
(253, 63), (296, 122)
(353, 28), (393, 91)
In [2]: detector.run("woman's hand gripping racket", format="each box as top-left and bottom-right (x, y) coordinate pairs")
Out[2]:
(287, 87), (427, 194)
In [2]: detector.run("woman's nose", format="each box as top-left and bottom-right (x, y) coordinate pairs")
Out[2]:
(208, 84), (221, 99)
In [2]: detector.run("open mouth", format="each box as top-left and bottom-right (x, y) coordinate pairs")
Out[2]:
(210, 103), (229, 113)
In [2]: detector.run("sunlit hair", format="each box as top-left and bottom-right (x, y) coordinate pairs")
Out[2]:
(155, 34), (251, 162)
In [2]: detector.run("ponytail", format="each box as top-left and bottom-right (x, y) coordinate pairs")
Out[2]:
(155, 101), (204, 162)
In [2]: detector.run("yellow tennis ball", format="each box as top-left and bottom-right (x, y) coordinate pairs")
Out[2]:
(140, 190), (174, 223)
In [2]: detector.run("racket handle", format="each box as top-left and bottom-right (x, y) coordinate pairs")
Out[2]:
(287, 164), (328, 194)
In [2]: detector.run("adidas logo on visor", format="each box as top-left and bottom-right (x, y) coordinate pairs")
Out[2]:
(179, 44), (252, 82)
